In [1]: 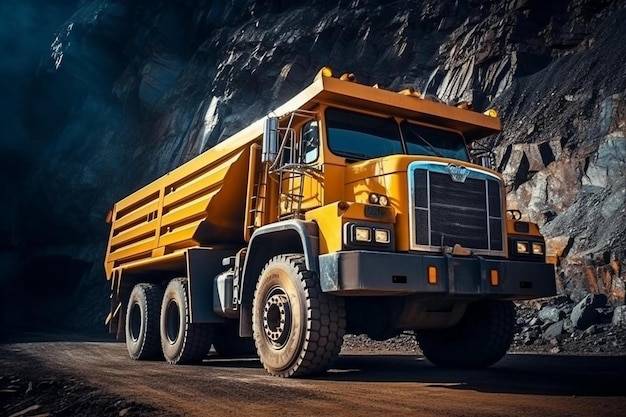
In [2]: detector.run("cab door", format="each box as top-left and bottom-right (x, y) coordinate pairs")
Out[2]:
(278, 119), (323, 218)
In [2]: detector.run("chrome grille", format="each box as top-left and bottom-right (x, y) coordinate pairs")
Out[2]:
(409, 162), (504, 255)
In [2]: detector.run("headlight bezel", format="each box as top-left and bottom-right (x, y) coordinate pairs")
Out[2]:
(509, 236), (546, 261)
(343, 222), (394, 251)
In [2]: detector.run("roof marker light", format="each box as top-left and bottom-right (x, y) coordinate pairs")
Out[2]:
(340, 73), (356, 82)
(483, 108), (498, 118)
(314, 67), (333, 81)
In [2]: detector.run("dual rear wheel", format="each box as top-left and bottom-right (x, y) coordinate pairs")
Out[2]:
(159, 278), (214, 364)
(125, 278), (212, 364)
(125, 283), (162, 360)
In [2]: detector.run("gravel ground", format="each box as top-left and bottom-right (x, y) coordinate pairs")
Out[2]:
(0, 353), (168, 417)
(343, 325), (626, 356)
(343, 300), (626, 356)
(2, 303), (624, 417)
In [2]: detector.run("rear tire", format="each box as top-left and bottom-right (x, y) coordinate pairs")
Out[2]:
(213, 321), (257, 357)
(252, 254), (346, 377)
(126, 283), (163, 360)
(416, 300), (515, 368)
(160, 278), (213, 364)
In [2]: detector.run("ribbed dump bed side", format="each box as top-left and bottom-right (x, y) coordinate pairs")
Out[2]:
(105, 141), (254, 278)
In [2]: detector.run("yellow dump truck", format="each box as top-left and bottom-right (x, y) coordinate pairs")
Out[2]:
(104, 67), (555, 377)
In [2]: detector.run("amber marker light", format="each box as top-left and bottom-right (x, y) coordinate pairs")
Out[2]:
(490, 269), (500, 286)
(427, 266), (437, 285)
(314, 67), (333, 81)
(483, 108), (498, 118)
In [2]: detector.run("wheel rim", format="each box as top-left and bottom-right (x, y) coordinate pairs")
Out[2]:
(165, 299), (181, 344)
(262, 286), (292, 349)
(129, 302), (141, 342)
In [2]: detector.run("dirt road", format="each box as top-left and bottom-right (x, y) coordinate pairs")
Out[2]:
(2, 337), (625, 417)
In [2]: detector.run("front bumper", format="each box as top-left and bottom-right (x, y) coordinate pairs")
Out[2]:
(318, 250), (556, 300)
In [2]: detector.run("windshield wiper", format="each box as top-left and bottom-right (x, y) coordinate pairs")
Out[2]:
(408, 128), (445, 158)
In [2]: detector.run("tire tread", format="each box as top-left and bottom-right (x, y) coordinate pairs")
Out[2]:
(254, 254), (346, 377)
(417, 300), (515, 368)
(126, 283), (163, 361)
(161, 278), (213, 365)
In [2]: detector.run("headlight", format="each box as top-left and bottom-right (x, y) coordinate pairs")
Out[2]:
(516, 241), (529, 254)
(532, 242), (544, 255)
(368, 193), (389, 206)
(354, 227), (371, 242)
(374, 229), (390, 244)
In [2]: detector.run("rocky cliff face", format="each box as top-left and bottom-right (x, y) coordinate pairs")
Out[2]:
(1, 0), (624, 332)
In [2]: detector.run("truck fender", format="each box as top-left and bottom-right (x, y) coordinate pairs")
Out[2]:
(186, 248), (237, 324)
(237, 220), (319, 336)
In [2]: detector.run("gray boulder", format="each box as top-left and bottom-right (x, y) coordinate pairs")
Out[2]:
(538, 306), (565, 324)
(543, 320), (565, 340)
(570, 293), (608, 330)
(612, 305), (626, 327)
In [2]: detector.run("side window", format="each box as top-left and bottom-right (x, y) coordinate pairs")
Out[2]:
(301, 120), (319, 164)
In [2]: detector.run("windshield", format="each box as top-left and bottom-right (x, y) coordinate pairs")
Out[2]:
(401, 121), (469, 161)
(325, 107), (469, 161)
(326, 108), (403, 159)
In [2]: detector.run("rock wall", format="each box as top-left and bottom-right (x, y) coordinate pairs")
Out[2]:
(488, 3), (626, 303)
(0, 0), (624, 333)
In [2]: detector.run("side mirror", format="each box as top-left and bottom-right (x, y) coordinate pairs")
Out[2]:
(301, 120), (319, 164)
(262, 117), (279, 163)
(469, 142), (495, 170)
(479, 154), (493, 169)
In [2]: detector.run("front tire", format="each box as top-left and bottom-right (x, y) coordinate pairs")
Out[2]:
(416, 300), (515, 368)
(160, 278), (213, 364)
(252, 254), (346, 377)
(125, 283), (163, 360)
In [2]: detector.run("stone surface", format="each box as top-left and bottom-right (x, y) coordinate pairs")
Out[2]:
(513, 297), (626, 355)
(563, 317), (575, 333)
(545, 235), (573, 260)
(538, 306), (565, 324)
(543, 320), (565, 340)
(612, 305), (626, 327)
(570, 293), (608, 330)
